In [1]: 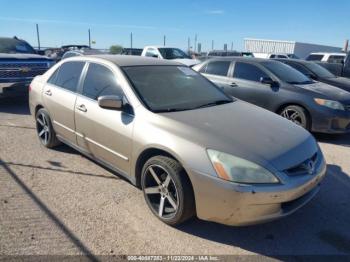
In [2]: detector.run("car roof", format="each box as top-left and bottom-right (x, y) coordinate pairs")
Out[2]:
(274, 58), (317, 65)
(87, 54), (183, 66)
(204, 57), (276, 64)
(309, 52), (346, 56)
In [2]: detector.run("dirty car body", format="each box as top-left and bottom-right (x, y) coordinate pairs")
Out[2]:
(29, 55), (326, 226)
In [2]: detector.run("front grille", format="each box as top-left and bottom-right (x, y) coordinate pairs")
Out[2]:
(0, 68), (47, 79)
(285, 153), (318, 176)
(0, 62), (49, 69)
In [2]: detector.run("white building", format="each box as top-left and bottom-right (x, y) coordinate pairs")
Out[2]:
(244, 38), (342, 59)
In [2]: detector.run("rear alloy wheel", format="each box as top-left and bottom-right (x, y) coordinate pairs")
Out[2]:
(141, 156), (195, 226)
(35, 108), (60, 148)
(280, 105), (309, 130)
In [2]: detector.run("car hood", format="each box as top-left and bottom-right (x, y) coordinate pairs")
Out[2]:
(294, 81), (350, 103)
(157, 101), (317, 172)
(0, 53), (52, 61)
(172, 58), (200, 66)
(322, 77), (350, 92)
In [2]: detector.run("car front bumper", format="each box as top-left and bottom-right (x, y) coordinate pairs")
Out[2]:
(0, 80), (32, 95)
(311, 106), (350, 134)
(188, 156), (327, 226)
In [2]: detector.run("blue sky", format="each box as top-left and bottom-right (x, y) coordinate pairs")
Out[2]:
(0, 0), (349, 51)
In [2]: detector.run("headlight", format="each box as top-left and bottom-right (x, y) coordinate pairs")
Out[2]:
(314, 98), (345, 111)
(207, 149), (279, 184)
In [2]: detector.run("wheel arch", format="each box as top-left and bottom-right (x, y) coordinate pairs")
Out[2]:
(134, 147), (193, 190)
(34, 104), (44, 116)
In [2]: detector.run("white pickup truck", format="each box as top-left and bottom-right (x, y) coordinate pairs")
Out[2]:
(141, 46), (200, 66)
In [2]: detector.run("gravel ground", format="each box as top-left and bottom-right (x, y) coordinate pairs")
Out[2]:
(0, 97), (350, 260)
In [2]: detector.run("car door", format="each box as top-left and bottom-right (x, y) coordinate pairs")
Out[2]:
(343, 55), (350, 77)
(43, 61), (85, 144)
(74, 62), (134, 175)
(199, 60), (233, 91)
(228, 61), (276, 110)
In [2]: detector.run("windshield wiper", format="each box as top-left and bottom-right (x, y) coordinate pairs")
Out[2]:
(192, 99), (232, 109)
(287, 81), (313, 85)
(154, 108), (188, 113)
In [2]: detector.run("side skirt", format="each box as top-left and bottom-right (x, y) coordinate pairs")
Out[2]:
(56, 135), (136, 185)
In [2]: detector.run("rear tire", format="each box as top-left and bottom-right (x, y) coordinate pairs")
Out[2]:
(35, 108), (61, 148)
(280, 105), (310, 130)
(141, 156), (195, 226)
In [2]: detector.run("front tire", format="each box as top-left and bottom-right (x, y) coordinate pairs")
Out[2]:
(280, 105), (310, 130)
(141, 156), (195, 226)
(35, 108), (61, 148)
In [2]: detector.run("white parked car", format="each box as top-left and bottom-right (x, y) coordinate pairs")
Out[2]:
(306, 52), (346, 63)
(141, 46), (200, 66)
(253, 53), (298, 59)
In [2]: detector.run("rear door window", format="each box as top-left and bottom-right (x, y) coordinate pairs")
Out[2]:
(82, 63), (123, 100)
(202, 61), (231, 76)
(51, 61), (85, 92)
(233, 62), (268, 82)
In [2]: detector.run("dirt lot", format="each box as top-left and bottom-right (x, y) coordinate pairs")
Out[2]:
(1, 97), (350, 259)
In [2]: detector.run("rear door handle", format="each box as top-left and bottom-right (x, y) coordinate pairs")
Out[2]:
(44, 90), (52, 96)
(76, 104), (87, 112)
(230, 82), (237, 87)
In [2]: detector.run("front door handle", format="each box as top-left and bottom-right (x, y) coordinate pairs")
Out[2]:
(44, 90), (52, 96)
(76, 104), (87, 112)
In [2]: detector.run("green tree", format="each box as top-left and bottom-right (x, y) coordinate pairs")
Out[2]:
(109, 45), (123, 54)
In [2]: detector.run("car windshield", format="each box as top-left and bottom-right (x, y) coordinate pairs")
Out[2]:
(262, 61), (313, 85)
(305, 62), (336, 79)
(158, 48), (191, 59)
(122, 65), (233, 112)
(0, 38), (36, 54)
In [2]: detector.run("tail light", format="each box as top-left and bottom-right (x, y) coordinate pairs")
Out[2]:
(28, 85), (32, 92)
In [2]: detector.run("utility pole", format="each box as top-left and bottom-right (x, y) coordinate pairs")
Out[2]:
(163, 35), (166, 46)
(188, 37), (190, 51)
(231, 42), (233, 51)
(36, 24), (41, 50)
(88, 29), (91, 48)
(211, 40), (214, 50)
(130, 32), (133, 49)
(344, 39), (349, 52)
(194, 34), (197, 52)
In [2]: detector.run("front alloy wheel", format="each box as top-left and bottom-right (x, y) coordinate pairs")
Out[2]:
(143, 165), (179, 218)
(141, 156), (195, 226)
(280, 105), (309, 130)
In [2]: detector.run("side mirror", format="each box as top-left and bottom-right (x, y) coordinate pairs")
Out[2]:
(98, 95), (123, 110)
(151, 54), (159, 58)
(260, 76), (275, 85)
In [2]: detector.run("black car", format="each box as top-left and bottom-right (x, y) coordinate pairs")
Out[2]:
(0, 36), (53, 96)
(275, 58), (350, 93)
(121, 48), (143, 56)
(46, 45), (92, 62)
(61, 49), (104, 60)
(193, 57), (350, 134)
(314, 53), (350, 79)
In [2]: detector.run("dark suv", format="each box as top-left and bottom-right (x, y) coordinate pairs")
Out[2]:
(0, 37), (54, 96)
